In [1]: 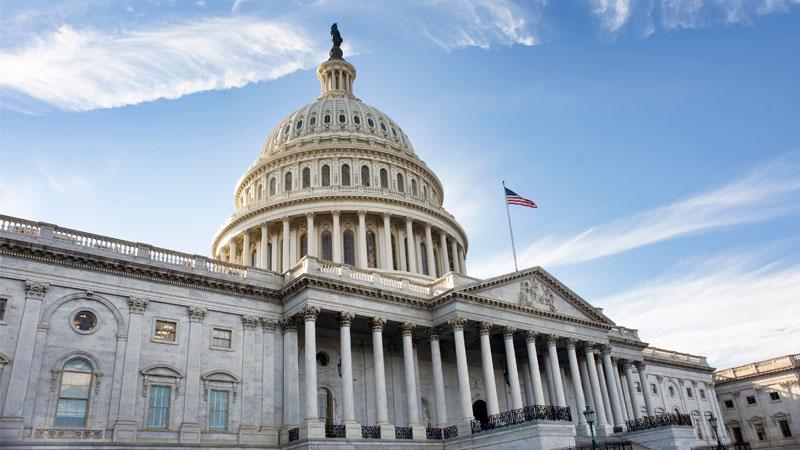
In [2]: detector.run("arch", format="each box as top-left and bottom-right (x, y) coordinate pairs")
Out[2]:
(321, 165), (331, 187)
(361, 165), (370, 186)
(396, 173), (405, 192)
(341, 164), (351, 186)
(321, 231), (333, 261)
(284, 172), (293, 192)
(343, 229), (355, 266)
(379, 169), (388, 188)
(302, 167), (311, 188)
(53, 351), (103, 374)
(366, 231), (377, 268)
(269, 177), (276, 196)
(40, 292), (125, 335)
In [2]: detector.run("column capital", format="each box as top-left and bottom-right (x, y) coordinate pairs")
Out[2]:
(526, 330), (538, 342)
(478, 321), (493, 335)
(24, 280), (49, 299)
(306, 212), (316, 219)
(565, 337), (579, 349)
(503, 326), (516, 339)
(281, 215), (290, 224)
(332, 209), (341, 217)
(634, 361), (647, 371)
(260, 317), (278, 331)
(621, 359), (633, 370)
(357, 209), (366, 217)
(260, 223), (269, 231)
(301, 305), (320, 322)
(448, 317), (467, 331)
(279, 317), (299, 333)
(400, 322), (416, 336)
(242, 315), (259, 329)
(370, 316), (386, 331)
(187, 306), (207, 322)
(128, 297), (149, 314)
(545, 334), (559, 346)
(600, 344), (613, 355)
(338, 311), (355, 327)
(427, 327), (441, 340)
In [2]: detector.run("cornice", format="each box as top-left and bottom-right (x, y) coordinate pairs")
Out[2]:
(609, 336), (649, 350)
(714, 365), (800, 385)
(643, 355), (715, 374)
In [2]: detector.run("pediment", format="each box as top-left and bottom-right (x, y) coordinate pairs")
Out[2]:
(455, 267), (614, 325)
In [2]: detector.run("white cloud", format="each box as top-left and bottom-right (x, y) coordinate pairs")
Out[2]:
(0, 17), (323, 112)
(590, 0), (632, 32)
(596, 251), (800, 368)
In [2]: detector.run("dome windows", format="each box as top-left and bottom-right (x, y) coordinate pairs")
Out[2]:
(296, 119), (303, 130)
(310, 116), (317, 126)
(269, 177), (276, 196)
(411, 179), (418, 196)
(324, 114), (331, 124)
(341, 164), (351, 186)
(391, 128), (398, 139)
(343, 230), (355, 265)
(353, 115), (361, 125)
(380, 169), (388, 188)
(302, 167), (311, 188)
(367, 118), (375, 128)
(361, 165), (370, 187)
(397, 173), (405, 192)
(284, 124), (290, 135)
(338, 114), (346, 124)
(380, 121), (387, 132)
(284, 172), (293, 192)
(321, 165), (331, 187)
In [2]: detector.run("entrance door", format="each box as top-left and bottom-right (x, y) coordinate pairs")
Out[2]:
(472, 400), (488, 425)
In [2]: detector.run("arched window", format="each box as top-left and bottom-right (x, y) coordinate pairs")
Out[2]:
(397, 173), (405, 192)
(380, 169), (388, 188)
(341, 164), (351, 186)
(284, 172), (292, 192)
(267, 242), (273, 270)
(411, 179), (418, 196)
(366, 231), (377, 268)
(54, 358), (93, 427)
(300, 233), (308, 258)
(302, 167), (311, 188)
(361, 165), (370, 186)
(251, 249), (257, 267)
(321, 165), (331, 187)
(318, 387), (334, 425)
(391, 235), (398, 270)
(269, 177), (276, 196)
(321, 231), (332, 261)
(257, 184), (263, 200)
(343, 229), (355, 265)
(404, 237), (410, 269)
(420, 242), (428, 275)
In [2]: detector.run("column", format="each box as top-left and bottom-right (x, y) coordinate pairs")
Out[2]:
(180, 306), (206, 442)
(525, 331), (547, 405)
(397, 227), (407, 271)
(522, 360), (535, 406)
(357, 210), (368, 268)
(449, 318), (473, 422)
(405, 217), (416, 272)
(439, 232), (450, 274)
(566, 339), (588, 430)
(479, 322), (500, 415)
(338, 312), (360, 437)
(270, 232), (278, 271)
(110, 297), (148, 440)
(546, 335), (567, 407)
(602, 346), (625, 427)
(623, 361), (643, 419)
(428, 328), (448, 427)
(637, 362), (655, 416)
(707, 386), (728, 441)
(450, 240), (460, 274)
(301, 306), (322, 436)
(281, 319), (300, 434)
(229, 239), (238, 264)
(240, 316), (259, 434)
(457, 246), (466, 275)
(424, 224), (436, 276)
(370, 318), (393, 434)
(579, 357), (595, 412)
(332, 210), (342, 263)
(401, 322), (425, 440)
(503, 327), (523, 410)
(585, 346), (609, 428)
(595, 355), (614, 422)
(260, 319), (277, 432)
(281, 217), (290, 271)
(243, 232), (251, 266)
(306, 213), (316, 258)
(260, 225), (269, 269)
(614, 362), (630, 421)
(544, 355), (556, 405)
(382, 214), (393, 270)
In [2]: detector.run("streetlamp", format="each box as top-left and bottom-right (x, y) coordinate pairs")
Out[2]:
(707, 415), (727, 450)
(583, 403), (599, 450)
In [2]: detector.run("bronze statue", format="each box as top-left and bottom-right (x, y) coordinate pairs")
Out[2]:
(329, 23), (344, 59)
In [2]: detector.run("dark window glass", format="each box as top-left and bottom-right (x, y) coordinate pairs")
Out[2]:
(380, 169), (388, 188)
(755, 424), (766, 440)
(0, 298), (6, 321)
(391, 235), (398, 270)
(343, 230), (355, 265)
(367, 118), (374, 127)
(366, 231), (377, 268)
(324, 114), (331, 124)
(341, 164), (351, 186)
(321, 231), (332, 261)
(732, 427), (743, 443)
(392, 128), (398, 138)
(397, 173), (404, 192)
(780, 420), (792, 437)
(284, 172), (292, 192)
(747, 395), (756, 405)
(338, 114), (346, 123)
(316, 352), (329, 367)
(321, 165), (331, 186)
(302, 167), (311, 188)
(353, 115), (360, 124)
(769, 392), (780, 401)
(300, 234), (308, 258)
(686, 387), (693, 398)
(296, 119), (303, 130)
(310, 116), (317, 126)
(154, 320), (176, 342)
(411, 179), (418, 196)
(361, 165), (370, 186)
(420, 242), (428, 275)
(72, 310), (96, 332)
(380, 122), (386, 131)
(284, 125), (290, 135)
(724, 400), (734, 409)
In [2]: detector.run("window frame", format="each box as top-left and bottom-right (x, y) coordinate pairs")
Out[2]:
(208, 389), (231, 431)
(341, 164), (351, 186)
(321, 165), (331, 187)
(284, 171), (293, 192)
(0, 297), (8, 324)
(151, 318), (179, 345)
(343, 229), (356, 266)
(146, 384), (172, 430)
(302, 167), (311, 188)
(53, 358), (95, 428)
(769, 391), (781, 402)
(361, 165), (370, 187)
(746, 395), (757, 406)
(69, 307), (100, 335)
(779, 419), (792, 438)
(210, 326), (234, 351)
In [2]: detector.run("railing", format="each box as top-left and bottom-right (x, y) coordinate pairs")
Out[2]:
(626, 413), (692, 432)
(205, 258), (247, 278)
(149, 246), (195, 268)
(471, 405), (572, 434)
(54, 228), (139, 256)
(691, 443), (751, 450)
(361, 425), (380, 439)
(0, 216), (41, 237)
(288, 427), (299, 442)
(554, 440), (634, 450)
(395, 426), (413, 439)
(426, 427), (442, 439)
(613, 426), (624, 433)
(324, 424), (346, 438)
(443, 425), (458, 439)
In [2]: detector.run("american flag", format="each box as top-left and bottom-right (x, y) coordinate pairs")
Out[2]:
(505, 187), (538, 208)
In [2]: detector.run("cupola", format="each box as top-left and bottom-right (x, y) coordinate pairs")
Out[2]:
(317, 23), (356, 98)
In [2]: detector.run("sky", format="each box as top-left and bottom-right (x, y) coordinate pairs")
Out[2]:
(1, 0), (799, 369)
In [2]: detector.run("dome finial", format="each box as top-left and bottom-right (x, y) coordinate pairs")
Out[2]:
(329, 23), (344, 60)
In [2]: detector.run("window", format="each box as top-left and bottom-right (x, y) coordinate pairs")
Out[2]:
(746, 395), (756, 405)
(257, 184), (263, 200)
(269, 177), (276, 196)
(353, 115), (360, 125)
(379, 168), (388, 188)
(321, 231), (332, 261)
(72, 310), (97, 333)
(283, 124), (290, 135)
(318, 387), (334, 425)
(208, 390), (229, 430)
(338, 114), (346, 123)
(309, 116), (317, 126)
(343, 230), (355, 266)
(411, 179), (418, 196)
(341, 164), (351, 186)
(724, 399), (734, 409)
(779, 420), (792, 437)
(321, 165), (331, 186)
(420, 242), (428, 275)
(284, 172), (292, 192)
(686, 387), (693, 398)
(635, 381), (642, 393)
(295, 119), (303, 130)
(366, 231), (377, 268)
(423, 185), (428, 199)
(380, 121), (387, 132)
(316, 352), (330, 367)
(650, 383), (658, 395)
(300, 233), (308, 258)
(212, 328), (232, 349)
(54, 358), (93, 427)
(154, 320), (177, 342)
(668, 386), (675, 397)
(361, 165), (370, 186)
(755, 423), (766, 441)
(397, 173), (405, 192)
(732, 427), (743, 443)
(367, 118), (374, 127)
(769, 391), (781, 401)
(323, 114), (331, 124)
(391, 235), (398, 270)
(700, 389), (706, 400)
(147, 385), (171, 428)
(302, 167), (311, 188)
(391, 127), (398, 139)
(0, 298), (6, 322)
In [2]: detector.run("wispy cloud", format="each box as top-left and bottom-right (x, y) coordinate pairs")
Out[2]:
(0, 17), (322, 112)
(596, 250), (800, 368)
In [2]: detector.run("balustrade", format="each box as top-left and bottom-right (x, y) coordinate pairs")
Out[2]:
(288, 427), (300, 441)
(360, 425), (381, 439)
(395, 426), (413, 439)
(625, 413), (692, 432)
(471, 405), (572, 434)
(324, 424), (346, 438)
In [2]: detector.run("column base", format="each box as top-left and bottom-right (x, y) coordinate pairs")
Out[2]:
(112, 419), (138, 442)
(279, 425), (299, 444)
(596, 424), (615, 436)
(258, 425), (279, 445)
(179, 422), (202, 443)
(573, 422), (592, 437)
(410, 423), (426, 441)
(301, 418), (325, 439)
(456, 419), (473, 437)
(378, 423), (395, 440)
(344, 421), (362, 439)
(0, 416), (25, 442)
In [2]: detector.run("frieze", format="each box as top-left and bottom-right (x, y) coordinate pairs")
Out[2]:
(519, 278), (556, 312)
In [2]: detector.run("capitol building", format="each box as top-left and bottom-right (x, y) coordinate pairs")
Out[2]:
(0, 28), (730, 450)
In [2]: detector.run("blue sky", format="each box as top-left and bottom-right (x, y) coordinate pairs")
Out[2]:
(1, 0), (799, 368)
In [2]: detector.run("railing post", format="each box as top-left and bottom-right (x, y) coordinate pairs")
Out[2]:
(136, 243), (152, 260)
(38, 223), (55, 241)
(193, 255), (208, 271)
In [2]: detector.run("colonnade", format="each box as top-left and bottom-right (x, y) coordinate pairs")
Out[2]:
(219, 211), (466, 277)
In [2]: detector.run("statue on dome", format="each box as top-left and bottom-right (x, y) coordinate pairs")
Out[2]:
(330, 23), (344, 59)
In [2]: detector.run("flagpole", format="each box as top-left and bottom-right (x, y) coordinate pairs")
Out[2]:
(502, 181), (519, 272)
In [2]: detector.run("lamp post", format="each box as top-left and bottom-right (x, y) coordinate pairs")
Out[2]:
(583, 403), (599, 450)
(707, 415), (727, 450)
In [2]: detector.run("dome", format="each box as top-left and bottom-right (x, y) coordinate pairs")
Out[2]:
(211, 27), (468, 279)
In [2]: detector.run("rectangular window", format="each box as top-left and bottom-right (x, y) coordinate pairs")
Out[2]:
(212, 328), (232, 349)
(147, 386), (171, 428)
(154, 320), (177, 342)
(0, 298), (6, 322)
(635, 381), (642, 393)
(724, 399), (735, 409)
(746, 395), (757, 405)
(208, 390), (229, 430)
(650, 383), (658, 394)
(699, 389), (706, 399)
(54, 370), (92, 427)
(732, 427), (743, 443)
(755, 423), (766, 441)
(686, 387), (693, 398)
(779, 420), (792, 438)
(769, 391), (781, 401)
